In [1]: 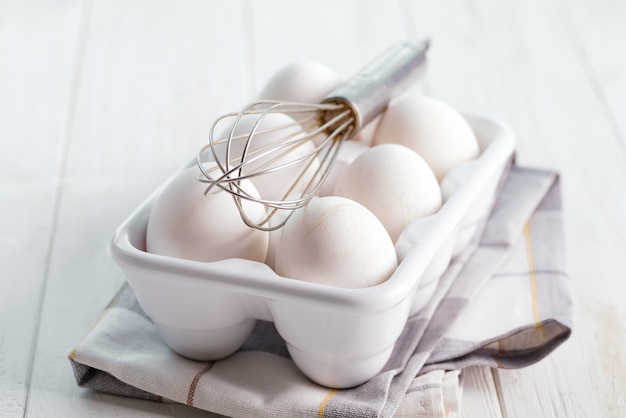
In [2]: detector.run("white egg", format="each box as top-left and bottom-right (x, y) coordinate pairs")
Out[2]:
(257, 61), (341, 147)
(257, 61), (341, 104)
(263, 204), (293, 270)
(334, 144), (442, 242)
(210, 112), (320, 202)
(351, 114), (381, 146)
(373, 96), (480, 182)
(146, 164), (269, 263)
(317, 139), (370, 197)
(275, 196), (397, 288)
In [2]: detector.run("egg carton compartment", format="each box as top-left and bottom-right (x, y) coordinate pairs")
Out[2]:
(110, 114), (515, 389)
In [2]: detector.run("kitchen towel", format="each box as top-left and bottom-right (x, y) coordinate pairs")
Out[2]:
(69, 162), (572, 417)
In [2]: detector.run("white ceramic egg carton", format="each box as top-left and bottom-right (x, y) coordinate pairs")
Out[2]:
(110, 114), (515, 389)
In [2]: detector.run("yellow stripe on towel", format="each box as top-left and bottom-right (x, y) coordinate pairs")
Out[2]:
(523, 221), (542, 327)
(317, 388), (338, 418)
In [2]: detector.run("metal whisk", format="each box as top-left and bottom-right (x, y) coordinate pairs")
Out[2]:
(197, 40), (430, 231)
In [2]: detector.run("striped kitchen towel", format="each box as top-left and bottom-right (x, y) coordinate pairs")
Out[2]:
(69, 162), (572, 417)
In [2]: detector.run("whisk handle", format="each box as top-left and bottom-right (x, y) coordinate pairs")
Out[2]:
(322, 40), (429, 134)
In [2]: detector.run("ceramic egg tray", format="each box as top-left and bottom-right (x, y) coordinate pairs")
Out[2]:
(110, 114), (515, 389)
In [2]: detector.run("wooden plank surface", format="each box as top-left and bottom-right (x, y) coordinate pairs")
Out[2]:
(461, 368), (502, 418)
(1, 0), (625, 416)
(407, 2), (626, 416)
(19, 0), (245, 416)
(490, 1), (626, 415)
(0, 0), (83, 415)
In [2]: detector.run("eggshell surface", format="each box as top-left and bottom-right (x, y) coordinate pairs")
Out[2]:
(258, 62), (341, 147)
(264, 205), (294, 270)
(146, 165), (268, 263)
(317, 139), (370, 197)
(334, 144), (442, 242)
(257, 61), (341, 104)
(275, 196), (397, 288)
(373, 96), (480, 182)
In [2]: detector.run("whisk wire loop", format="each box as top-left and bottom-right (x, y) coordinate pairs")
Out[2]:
(196, 41), (429, 230)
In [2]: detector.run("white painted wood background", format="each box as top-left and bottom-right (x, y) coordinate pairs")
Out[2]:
(1, 0), (625, 416)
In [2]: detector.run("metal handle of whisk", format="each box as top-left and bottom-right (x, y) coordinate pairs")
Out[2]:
(321, 39), (430, 134)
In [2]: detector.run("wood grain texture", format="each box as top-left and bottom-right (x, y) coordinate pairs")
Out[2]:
(461, 368), (502, 418)
(20, 0), (243, 416)
(0, 0), (83, 416)
(247, 0), (409, 89)
(488, 1), (626, 416)
(404, 1), (626, 417)
(560, 0), (626, 148)
(1, 0), (625, 416)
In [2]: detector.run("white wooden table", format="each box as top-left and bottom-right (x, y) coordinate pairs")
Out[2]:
(2, 0), (625, 416)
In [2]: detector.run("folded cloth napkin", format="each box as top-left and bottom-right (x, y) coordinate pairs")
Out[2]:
(69, 162), (572, 418)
